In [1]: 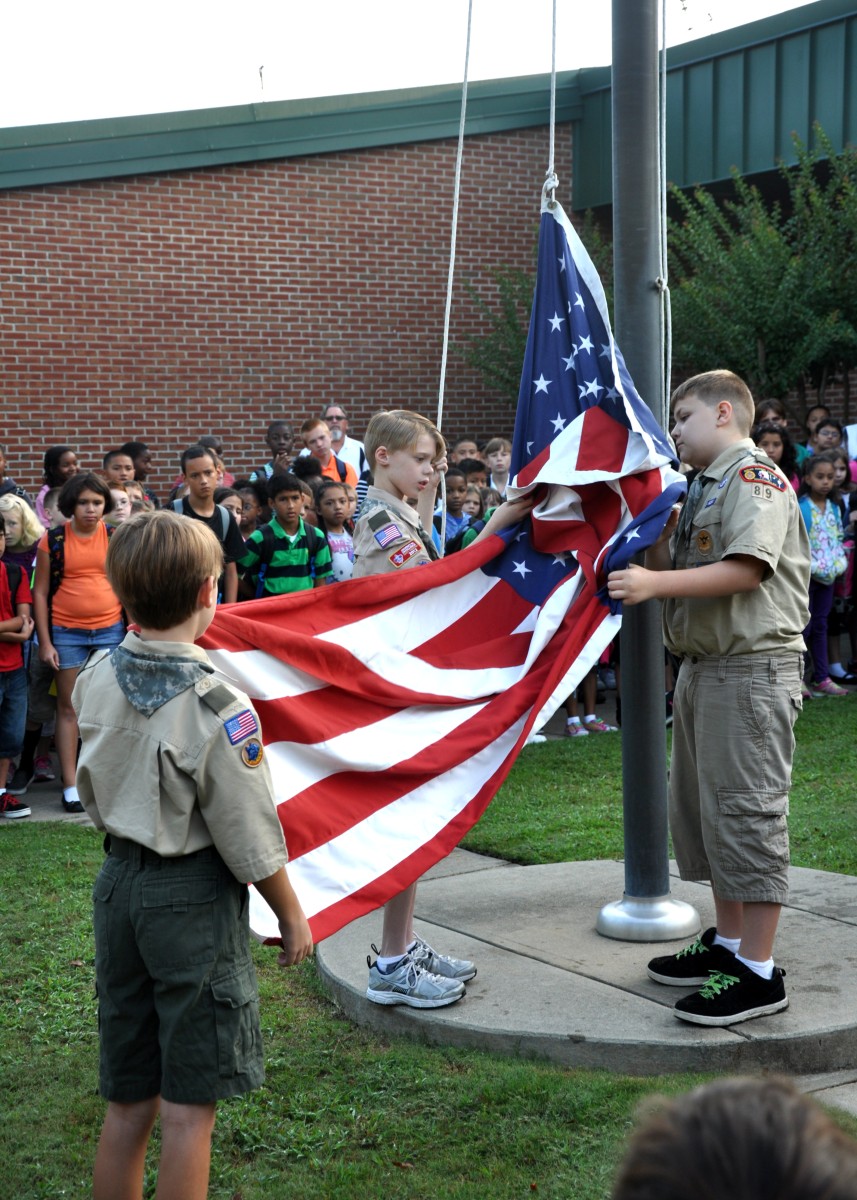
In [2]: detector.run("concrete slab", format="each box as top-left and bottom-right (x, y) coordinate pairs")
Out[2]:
(318, 855), (857, 1077)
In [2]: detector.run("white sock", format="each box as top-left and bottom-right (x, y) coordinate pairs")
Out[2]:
(0, 788), (6, 797)
(63, 786), (80, 805)
(736, 953), (774, 979)
(584, 713), (597, 724)
(567, 716), (581, 726)
(376, 953), (407, 972)
(830, 662), (845, 678)
(713, 933), (741, 954)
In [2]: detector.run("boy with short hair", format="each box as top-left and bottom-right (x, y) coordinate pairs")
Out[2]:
(432, 465), (471, 547)
(458, 457), (489, 489)
(73, 510), (312, 1200)
(101, 450), (136, 488)
(300, 418), (359, 488)
(0, 513), (35, 819)
(174, 445), (246, 604)
(238, 472), (332, 597)
(354, 409), (535, 1008)
(608, 369), (810, 1026)
(249, 421), (296, 483)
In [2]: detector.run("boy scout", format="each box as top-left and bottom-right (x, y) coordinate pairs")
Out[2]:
(72, 510), (312, 1200)
(608, 370), (810, 1027)
(353, 409), (534, 1009)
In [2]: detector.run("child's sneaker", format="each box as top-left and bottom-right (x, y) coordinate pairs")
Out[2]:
(674, 961), (788, 1026)
(33, 756), (56, 783)
(810, 677), (849, 697)
(410, 935), (476, 981)
(582, 718), (618, 733)
(0, 792), (31, 819)
(647, 926), (737, 986)
(565, 722), (589, 737)
(366, 952), (465, 1008)
(8, 766), (32, 795)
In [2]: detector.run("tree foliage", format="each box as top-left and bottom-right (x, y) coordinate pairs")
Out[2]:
(669, 126), (857, 415)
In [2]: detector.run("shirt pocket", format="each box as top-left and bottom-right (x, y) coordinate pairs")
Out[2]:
(689, 504), (722, 564)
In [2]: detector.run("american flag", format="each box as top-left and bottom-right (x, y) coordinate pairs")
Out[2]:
(200, 195), (684, 943)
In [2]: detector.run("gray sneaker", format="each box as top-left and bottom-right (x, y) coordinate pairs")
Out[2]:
(366, 952), (465, 1008)
(411, 935), (477, 982)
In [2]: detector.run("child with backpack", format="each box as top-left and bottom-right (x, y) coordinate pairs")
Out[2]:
(238, 472), (332, 598)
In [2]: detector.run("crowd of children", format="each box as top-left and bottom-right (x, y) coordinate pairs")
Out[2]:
(3, 392), (855, 828)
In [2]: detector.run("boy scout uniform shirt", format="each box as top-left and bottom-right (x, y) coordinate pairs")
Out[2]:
(664, 438), (810, 658)
(352, 485), (436, 577)
(72, 632), (287, 884)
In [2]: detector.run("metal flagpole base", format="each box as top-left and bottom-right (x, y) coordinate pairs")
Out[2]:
(596, 894), (700, 943)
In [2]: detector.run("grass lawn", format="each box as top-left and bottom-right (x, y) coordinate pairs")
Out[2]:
(2, 699), (855, 1198)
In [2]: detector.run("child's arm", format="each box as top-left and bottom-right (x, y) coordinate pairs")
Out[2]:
(222, 561), (238, 605)
(469, 492), (538, 544)
(253, 867), (314, 965)
(33, 548), (60, 669)
(0, 601), (33, 643)
(607, 554), (765, 606)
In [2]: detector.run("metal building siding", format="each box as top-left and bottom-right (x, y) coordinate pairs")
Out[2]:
(572, 1), (856, 210)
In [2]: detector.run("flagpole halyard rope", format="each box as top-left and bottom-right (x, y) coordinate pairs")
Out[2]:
(544, 0), (558, 207)
(435, 0), (474, 556)
(656, 0), (672, 423)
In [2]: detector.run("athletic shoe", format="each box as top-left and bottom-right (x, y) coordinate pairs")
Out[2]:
(811, 677), (849, 697)
(583, 718), (618, 733)
(0, 792), (31, 819)
(8, 767), (32, 795)
(366, 952), (465, 1008)
(647, 926), (737, 986)
(410, 935), (477, 982)
(62, 797), (85, 814)
(674, 961), (788, 1027)
(525, 731), (547, 745)
(565, 723), (589, 738)
(598, 666), (617, 690)
(33, 755), (56, 782)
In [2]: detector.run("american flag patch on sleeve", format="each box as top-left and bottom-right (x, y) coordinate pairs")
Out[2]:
(374, 522), (403, 548)
(224, 709), (259, 745)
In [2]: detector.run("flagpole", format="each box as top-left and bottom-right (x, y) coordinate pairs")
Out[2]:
(597, 0), (698, 941)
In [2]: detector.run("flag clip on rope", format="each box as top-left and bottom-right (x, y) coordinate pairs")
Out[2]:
(201, 197), (685, 945)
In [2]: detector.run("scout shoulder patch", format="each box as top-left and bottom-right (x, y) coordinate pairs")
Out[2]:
(738, 464), (786, 492)
(388, 540), (424, 568)
(241, 738), (264, 768)
(224, 709), (259, 745)
(372, 521), (404, 548)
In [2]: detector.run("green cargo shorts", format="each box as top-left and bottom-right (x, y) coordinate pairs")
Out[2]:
(93, 837), (264, 1105)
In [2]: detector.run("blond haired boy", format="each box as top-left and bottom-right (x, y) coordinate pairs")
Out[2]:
(354, 409), (534, 1008)
(608, 370), (810, 1026)
(73, 511), (312, 1200)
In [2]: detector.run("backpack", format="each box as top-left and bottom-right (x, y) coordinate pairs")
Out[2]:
(170, 498), (230, 540)
(253, 521), (326, 599)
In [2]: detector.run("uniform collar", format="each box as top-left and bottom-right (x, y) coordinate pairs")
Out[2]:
(699, 438), (755, 483)
(111, 631), (214, 717)
(363, 486), (420, 528)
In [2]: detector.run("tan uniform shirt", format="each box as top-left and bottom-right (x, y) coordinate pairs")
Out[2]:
(72, 632), (287, 884)
(663, 439), (810, 658)
(351, 486), (436, 578)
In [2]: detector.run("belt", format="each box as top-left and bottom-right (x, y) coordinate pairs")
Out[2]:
(104, 833), (217, 866)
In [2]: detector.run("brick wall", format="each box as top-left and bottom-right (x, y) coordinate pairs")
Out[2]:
(0, 125), (572, 498)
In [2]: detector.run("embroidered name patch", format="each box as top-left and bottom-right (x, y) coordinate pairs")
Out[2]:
(373, 521), (404, 548)
(388, 540), (423, 568)
(224, 710), (258, 745)
(738, 464), (786, 492)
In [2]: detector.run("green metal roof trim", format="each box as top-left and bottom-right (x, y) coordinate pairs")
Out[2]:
(0, 74), (582, 191)
(573, 0), (857, 210)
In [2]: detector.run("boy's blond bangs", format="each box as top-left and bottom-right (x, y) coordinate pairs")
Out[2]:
(364, 410), (446, 467)
(107, 510), (223, 629)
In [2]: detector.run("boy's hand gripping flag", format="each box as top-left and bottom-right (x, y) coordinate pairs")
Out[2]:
(200, 195), (684, 942)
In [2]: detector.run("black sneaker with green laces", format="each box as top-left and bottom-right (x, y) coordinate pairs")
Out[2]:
(674, 960), (788, 1027)
(647, 926), (737, 986)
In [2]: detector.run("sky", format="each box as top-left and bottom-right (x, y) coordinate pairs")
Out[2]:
(1, 0), (814, 129)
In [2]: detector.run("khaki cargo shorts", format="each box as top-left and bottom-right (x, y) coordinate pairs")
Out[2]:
(668, 653), (803, 905)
